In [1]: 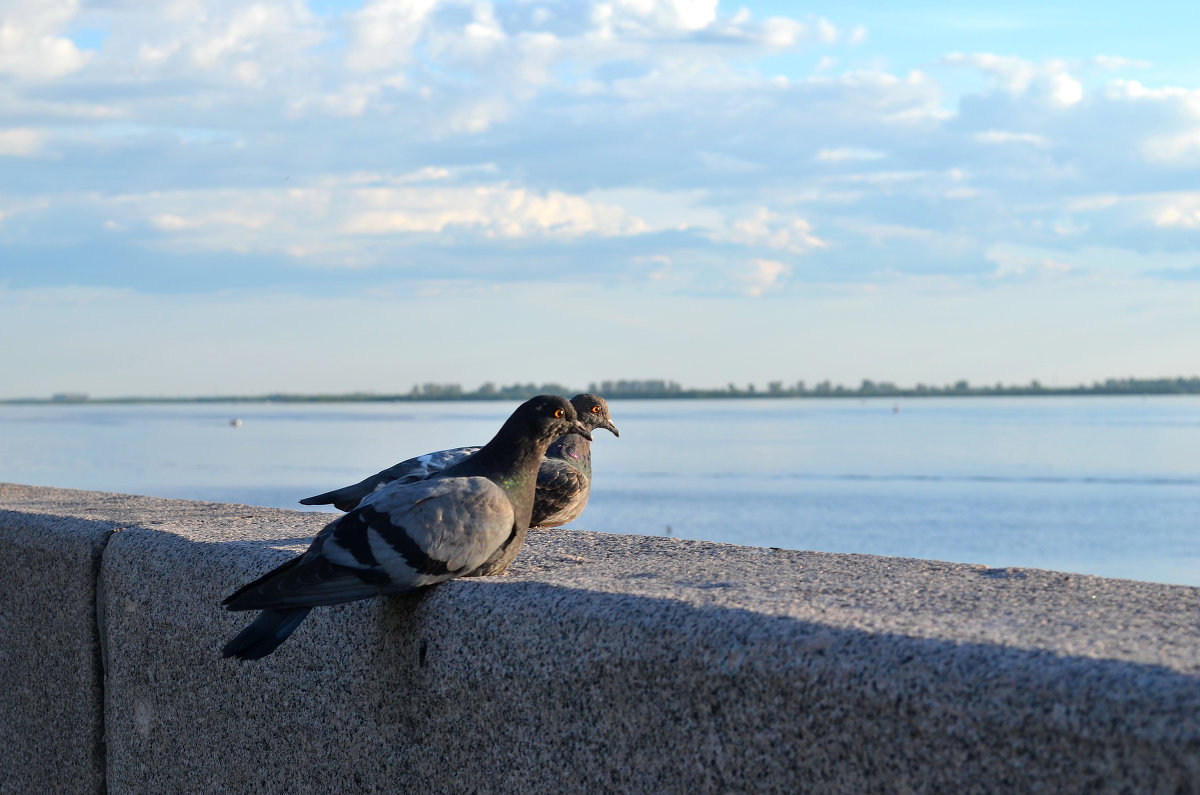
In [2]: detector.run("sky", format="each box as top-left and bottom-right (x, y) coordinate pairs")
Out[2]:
(2, 0), (1199, 398)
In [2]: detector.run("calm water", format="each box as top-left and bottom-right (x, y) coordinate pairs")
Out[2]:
(2, 396), (1198, 586)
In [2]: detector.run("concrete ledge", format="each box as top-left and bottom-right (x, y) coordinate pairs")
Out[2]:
(3, 483), (1200, 792)
(0, 486), (121, 794)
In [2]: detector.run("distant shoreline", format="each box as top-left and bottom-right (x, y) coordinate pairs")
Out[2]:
(5, 376), (1200, 405)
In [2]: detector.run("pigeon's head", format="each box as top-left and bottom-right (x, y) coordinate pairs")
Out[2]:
(515, 394), (592, 443)
(570, 393), (620, 438)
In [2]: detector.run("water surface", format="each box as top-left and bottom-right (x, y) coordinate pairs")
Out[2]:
(2, 396), (1197, 585)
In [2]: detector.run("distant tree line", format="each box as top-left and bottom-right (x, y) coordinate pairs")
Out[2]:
(8, 376), (1200, 404)
(581, 376), (1200, 399)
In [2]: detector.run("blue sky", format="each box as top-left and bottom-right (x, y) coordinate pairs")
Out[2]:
(2, 0), (1199, 398)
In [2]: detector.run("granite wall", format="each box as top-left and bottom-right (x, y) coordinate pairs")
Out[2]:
(2, 482), (1199, 794)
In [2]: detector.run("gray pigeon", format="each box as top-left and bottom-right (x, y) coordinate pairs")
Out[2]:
(222, 395), (590, 661)
(526, 395), (618, 530)
(300, 394), (619, 532)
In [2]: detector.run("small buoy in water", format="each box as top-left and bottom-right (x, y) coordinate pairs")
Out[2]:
(229, 418), (243, 427)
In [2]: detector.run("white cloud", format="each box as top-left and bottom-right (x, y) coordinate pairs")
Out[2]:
(434, 3), (507, 65)
(345, 0), (440, 71)
(1050, 72), (1083, 105)
(834, 220), (936, 246)
(341, 184), (649, 239)
(815, 146), (886, 162)
(0, 0), (90, 79)
(945, 52), (1037, 94)
(1152, 196), (1200, 229)
(295, 81), (383, 117)
(793, 68), (946, 127)
(1142, 129), (1200, 165)
(434, 95), (515, 135)
(1089, 80), (1200, 165)
(1091, 55), (1150, 71)
(757, 17), (806, 48)
(740, 258), (790, 296)
(0, 0), (865, 136)
(150, 210), (274, 232)
(138, 41), (179, 66)
(0, 128), (47, 157)
(724, 208), (826, 254)
(974, 130), (1050, 147)
(594, 0), (719, 36)
(584, 188), (724, 232)
(82, 175), (658, 266)
(944, 53), (1083, 105)
(815, 17), (837, 43)
(1104, 79), (1198, 102)
(634, 254), (674, 282)
(987, 247), (1073, 279)
(99, 0), (325, 90)
(1066, 194), (1121, 212)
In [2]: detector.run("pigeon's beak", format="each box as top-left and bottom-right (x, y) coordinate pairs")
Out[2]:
(572, 420), (593, 441)
(603, 420), (620, 438)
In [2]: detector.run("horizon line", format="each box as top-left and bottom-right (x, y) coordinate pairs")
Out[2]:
(5, 375), (1200, 405)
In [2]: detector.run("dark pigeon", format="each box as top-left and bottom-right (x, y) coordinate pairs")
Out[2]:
(525, 395), (618, 530)
(221, 395), (590, 661)
(300, 394), (619, 531)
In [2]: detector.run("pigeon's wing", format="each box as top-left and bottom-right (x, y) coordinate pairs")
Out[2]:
(229, 477), (514, 611)
(299, 446), (481, 511)
(329, 476), (515, 585)
(396, 447), (482, 482)
(530, 458), (590, 528)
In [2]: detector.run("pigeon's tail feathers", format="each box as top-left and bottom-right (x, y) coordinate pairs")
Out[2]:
(222, 608), (312, 660)
(299, 486), (364, 512)
(223, 554), (384, 612)
(222, 554), (303, 608)
(297, 492), (329, 506)
(299, 477), (393, 511)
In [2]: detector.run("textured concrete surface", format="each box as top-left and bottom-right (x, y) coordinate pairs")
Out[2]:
(3, 483), (1200, 793)
(0, 484), (121, 795)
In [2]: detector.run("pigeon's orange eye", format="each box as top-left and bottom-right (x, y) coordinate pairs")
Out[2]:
(591, 405), (601, 413)
(554, 409), (564, 418)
